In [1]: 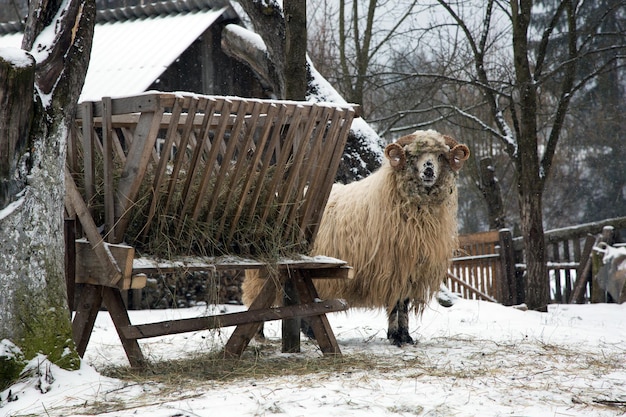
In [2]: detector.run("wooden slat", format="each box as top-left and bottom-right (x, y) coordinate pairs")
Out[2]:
(214, 100), (264, 240)
(101, 287), (146, 368)
(80, 102), (95, 218)
(243, 103), (289, 226)
(276, 105), (322, 225)
(202, 99), (251, 225)
(114, 104), (165, 242)
(260, 105), (305, 224)
(119, 298), (348, 340)
(131, 255), (349, 274)
(141, 97), (184, 238)
(569, 235), (596, 303)
(223, 274), (279, 358)
(177, 98), (221, 226)
(72, 284), (103, 357)
(102, 97), (115, 241)
(163, 97), (203, 217)
(227, 103), (279, 241)
(285, 107), (333, 239)
(90, 93), (161, 117)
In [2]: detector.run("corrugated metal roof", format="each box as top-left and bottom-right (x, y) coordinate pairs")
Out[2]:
(0, 2), (230, 102)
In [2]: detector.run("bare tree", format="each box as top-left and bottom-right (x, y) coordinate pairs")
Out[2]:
(0, 0), (95, 388)
(398, 0), (626, 310)
(225, 0), (385, 182)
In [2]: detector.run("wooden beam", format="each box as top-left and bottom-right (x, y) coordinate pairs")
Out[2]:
(119, 298), (348, 340)
(75, 240), (134, 288)
(65, 167), (122, 286)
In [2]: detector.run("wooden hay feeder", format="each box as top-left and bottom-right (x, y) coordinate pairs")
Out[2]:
(65, 92), (357, 367)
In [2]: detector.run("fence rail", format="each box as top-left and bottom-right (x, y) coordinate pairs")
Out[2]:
(450, 217), (626, 305)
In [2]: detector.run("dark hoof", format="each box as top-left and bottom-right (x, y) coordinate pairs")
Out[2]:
(387, 329), (414, 347)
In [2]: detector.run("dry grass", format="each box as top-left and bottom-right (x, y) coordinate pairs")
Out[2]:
(73, 138), (308, 260)
(101, 346), (391, 387)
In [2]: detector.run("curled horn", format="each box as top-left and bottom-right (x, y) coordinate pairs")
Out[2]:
(443, 135), (470, 171)
(385, 133), (417, 169)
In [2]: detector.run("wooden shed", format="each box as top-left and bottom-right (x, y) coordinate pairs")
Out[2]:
(0, 0), (263, 102)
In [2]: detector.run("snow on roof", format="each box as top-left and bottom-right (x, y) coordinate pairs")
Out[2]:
(0, 5), (229, 102)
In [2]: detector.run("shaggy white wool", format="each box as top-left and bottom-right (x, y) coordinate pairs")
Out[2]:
(243, 130), (468, 316)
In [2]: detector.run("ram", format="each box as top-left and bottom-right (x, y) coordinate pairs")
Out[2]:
(243, 129), (469, 346)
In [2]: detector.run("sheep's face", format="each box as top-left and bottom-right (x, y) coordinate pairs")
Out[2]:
(384, 130), (470, 205)
(412, 152), (443, 188)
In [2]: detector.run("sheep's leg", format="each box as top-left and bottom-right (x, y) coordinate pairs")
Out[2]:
(387, 298), (414, 346)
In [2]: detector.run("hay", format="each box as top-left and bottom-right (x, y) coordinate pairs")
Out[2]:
(74, 136), (309, 261)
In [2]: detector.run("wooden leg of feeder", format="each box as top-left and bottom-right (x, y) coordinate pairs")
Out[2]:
(72, 284), (103, 357)
(101, 287), (146, 368)
(282, 276), (301, 353)
(223, 275), (279, 358)
(292, 270), (342, 356)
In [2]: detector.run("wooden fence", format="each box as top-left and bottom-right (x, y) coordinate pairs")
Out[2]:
(449, 217), (626, 305)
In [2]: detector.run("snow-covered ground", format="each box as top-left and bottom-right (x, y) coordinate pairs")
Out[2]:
(3, 298), (626, 417)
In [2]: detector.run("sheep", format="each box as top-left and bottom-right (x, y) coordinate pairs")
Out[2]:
(242, 129), (470, 346)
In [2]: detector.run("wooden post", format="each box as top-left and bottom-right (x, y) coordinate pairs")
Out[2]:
(498, 229), (517, 305)
(591, 226), (615, 303)
(569, 234), (596, 303)
(282, 275), (301, 353)
(64, 218), (76, 312)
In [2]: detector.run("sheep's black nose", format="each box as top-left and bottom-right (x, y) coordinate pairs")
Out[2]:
(424, 166), (434, 179)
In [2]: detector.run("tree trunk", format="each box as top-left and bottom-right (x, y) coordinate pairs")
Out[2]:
(478, 157), (505, 230)
(512, 1), (549, 310)
(0, 0), (95, 389)
(223, 3), (384, 183)
(284, 0), (307, 101)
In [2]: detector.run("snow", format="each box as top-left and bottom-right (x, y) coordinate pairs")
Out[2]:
(3, 299), (626, 416)
(0, 197), (24, 222)
(0, 47), (34, 68)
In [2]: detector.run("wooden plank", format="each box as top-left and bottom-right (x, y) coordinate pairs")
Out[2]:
(90, 93), (161, 117)
(227, 103), (280, 241)
(291, 270), (342, 355)
(102, 97), (115, 241)
(215, 100), (264, 240)
(260, 104), (305, 224)
(80, 102), (95, 218)
(72, 284), (103, 357)
(101, 287), (146, 368)
(65, 167), (122, 286)
(243, 103), (290, 226)
(447, 272), (497, 302)
(202, 99), (250, 224)
(163, 97), (203, 216)
(223, 274), (280, 358)
(177, 98), (220, 227)
(276, 104), (322, 226)
(119, 298), (348, 340)
(142, 96), (184, 237)
(131, 255), (349, 274)
(74, 240), (134, 288)
(114, 104), (165, 243)
(285, 107), (333, 239)
(301, 107), (354, 242)
(569, 235), (596, 303)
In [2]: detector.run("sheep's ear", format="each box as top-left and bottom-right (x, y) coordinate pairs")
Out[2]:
(448, 144), (470, 171)
(385, 142), (406, 170)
